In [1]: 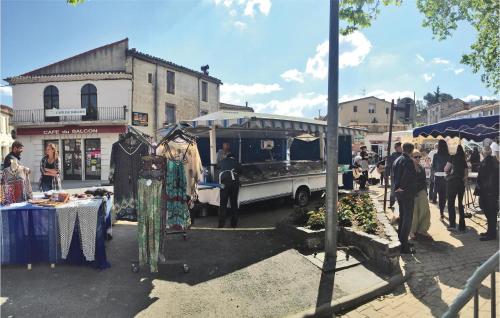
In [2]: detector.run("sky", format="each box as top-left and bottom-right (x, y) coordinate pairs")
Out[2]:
(1, 0), (498, 118)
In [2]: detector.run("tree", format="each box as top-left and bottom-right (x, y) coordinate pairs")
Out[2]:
(423, 86), (453, 105)
(340, 0), (500, 93)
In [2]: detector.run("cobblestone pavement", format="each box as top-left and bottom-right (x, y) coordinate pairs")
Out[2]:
(340, 186), (499, 318)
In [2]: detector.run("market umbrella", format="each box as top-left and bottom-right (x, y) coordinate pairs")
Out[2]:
(413, 115), (499, 142)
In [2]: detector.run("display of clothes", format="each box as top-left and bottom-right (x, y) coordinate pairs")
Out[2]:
(165, 160), (190, 229)
(110, 136), (149, 221)
(0, 159), (33, 205)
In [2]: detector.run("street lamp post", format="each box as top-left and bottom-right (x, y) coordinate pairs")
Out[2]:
(324, 0), (339, 273)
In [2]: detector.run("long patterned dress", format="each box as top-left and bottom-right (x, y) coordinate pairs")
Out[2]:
(166, 160), (191, 230)
(137, 178), (162, 273)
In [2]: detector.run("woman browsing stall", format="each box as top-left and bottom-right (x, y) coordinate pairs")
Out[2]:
(39, 143), (61, 192)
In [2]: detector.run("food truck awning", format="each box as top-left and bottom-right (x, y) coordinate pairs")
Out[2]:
(182, 110), (366, 137)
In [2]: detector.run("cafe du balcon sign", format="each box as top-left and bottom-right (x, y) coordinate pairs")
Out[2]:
(45, 108), (87, 117)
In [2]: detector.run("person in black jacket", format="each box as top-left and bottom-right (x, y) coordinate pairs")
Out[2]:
(392, 142), (417, 254)
(476, 146), (499, 241)
(217, 153), (243, 228)
(387, 142), (402, 208)
(469, 147), (481, 172)
(445, 145), (468, 231)
(432, 140), (450, 219)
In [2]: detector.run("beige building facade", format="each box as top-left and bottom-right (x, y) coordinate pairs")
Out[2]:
(5, 38), (222, 181)
(0, 105), (14, 164)
(426, 98), (469, 124)
(338, 96), (409, 133)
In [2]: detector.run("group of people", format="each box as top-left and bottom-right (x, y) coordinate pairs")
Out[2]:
(2, 140), (61, 192)
(388, 140), (499, 254)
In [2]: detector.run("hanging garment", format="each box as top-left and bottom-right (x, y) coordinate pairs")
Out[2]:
(56, 199), (100, 261)
(137, 178), (162, 273)
(110, 139), (149, 221)
(157, 141), (203, 199)
(165, 160), (191, 230)
(1, 161), (33, 205)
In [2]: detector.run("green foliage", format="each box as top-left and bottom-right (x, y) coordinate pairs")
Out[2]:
(306, 208), (326, 230)
(423, 86), (453, 106)
(341, 0), (500, 93)
(67, 0), (84, 5)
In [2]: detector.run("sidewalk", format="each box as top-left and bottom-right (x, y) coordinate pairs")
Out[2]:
(340, 186), (499, 318)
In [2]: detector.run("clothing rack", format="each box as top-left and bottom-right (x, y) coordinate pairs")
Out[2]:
(131, 124), (197, 274)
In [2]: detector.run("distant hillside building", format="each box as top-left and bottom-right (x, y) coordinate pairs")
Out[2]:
(443, 101), (499, 120)
(4, 38), (222, 181)
(426, 98), (469, 124)
(338, 96), (414, 133)
(219, 102), (254, 113)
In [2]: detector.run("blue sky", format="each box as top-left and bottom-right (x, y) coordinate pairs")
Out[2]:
(1, 0), (497, 118)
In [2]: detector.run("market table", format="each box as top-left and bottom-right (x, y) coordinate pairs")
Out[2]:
(1, 198), (110, 269)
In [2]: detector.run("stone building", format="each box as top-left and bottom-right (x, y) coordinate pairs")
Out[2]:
(338, 96), (412, 133)
(0, 104), (14, 164)
(443, 101), (499, 120)
(426, 98), (469, 124)
(4, 38), (222, 181)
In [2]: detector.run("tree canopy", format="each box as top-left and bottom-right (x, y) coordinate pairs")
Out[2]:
(423, 86), (453, 105)
(340, 0), (499, 93)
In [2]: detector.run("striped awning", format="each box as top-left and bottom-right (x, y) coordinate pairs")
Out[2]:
(182, 110), (365, 137)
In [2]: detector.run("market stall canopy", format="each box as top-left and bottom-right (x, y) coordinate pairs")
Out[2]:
(179, 110), (366, 137)
(413, 115), (499, 142)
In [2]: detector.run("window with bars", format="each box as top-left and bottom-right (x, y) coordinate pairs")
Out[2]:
(148, 73), (152, 84)
(165, 103), (176, 124)
(202, 81), (208, 102)
(353, 105), (358, 112)
(167, 71), (175, 94)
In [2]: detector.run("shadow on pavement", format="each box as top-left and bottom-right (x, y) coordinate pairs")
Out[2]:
(1, 223), (156, 318)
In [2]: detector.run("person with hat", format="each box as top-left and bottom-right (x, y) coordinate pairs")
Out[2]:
(217, 152), (242, 228)
(3, 141), (24, 170)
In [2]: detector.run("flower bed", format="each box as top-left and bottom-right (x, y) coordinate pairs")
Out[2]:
(279, 193), (401, 274)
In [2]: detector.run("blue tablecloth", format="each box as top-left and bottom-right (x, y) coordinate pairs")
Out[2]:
(1, 200), (110, 269)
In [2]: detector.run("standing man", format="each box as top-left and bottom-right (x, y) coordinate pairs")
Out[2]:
(476, 146), (499, 241)
(360, 146), (369, 187)
(217, 153), (242, 228)
(392, 143), (417, 254)
(427, 143), (438, 203)
(3, 141), (24, 170)
(216, 142), (231, 164)
(386, 142), (403, 208)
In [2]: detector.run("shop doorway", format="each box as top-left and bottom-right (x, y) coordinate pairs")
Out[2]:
(85, 139), (101, 180)
(63, 139), (82, 180)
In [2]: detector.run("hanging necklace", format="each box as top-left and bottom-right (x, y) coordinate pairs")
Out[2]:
(119, 140), (143, 156)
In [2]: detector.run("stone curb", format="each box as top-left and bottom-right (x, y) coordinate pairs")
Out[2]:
(286, 271), (412, 318)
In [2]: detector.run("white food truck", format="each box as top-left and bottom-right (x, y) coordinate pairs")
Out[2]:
(177, 110), (365, 207)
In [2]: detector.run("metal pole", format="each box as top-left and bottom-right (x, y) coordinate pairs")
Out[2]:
(383, 99), (395, 212)
(324, 0), (339, 273)
(491, 272), (496, 318)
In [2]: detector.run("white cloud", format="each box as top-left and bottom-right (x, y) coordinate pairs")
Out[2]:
(253, 92), (327, 117)
(305, 31), (371, 79)
(243, 0), (271, 17)
(339, 89), (414, 103)
(220, 82), (282, 104)
(431, 57), (450, 65)
(454, 68), (464, 75)
(234, 21), (247, 30)
(416, 54), (425, 62)
(0, 86), (12, 97)
(214, 0), (234, 7)
(422, 73), (434, 82)
(280, 69), (304, 83)
(229, 9), (237, 16)
(461, 95), (498, 102)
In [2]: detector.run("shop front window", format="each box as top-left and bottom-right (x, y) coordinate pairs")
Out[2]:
(85, 139), (101, 180)
(63, 139), (82, 180)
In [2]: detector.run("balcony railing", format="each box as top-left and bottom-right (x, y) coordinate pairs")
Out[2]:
(12, 106), (127, 124)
